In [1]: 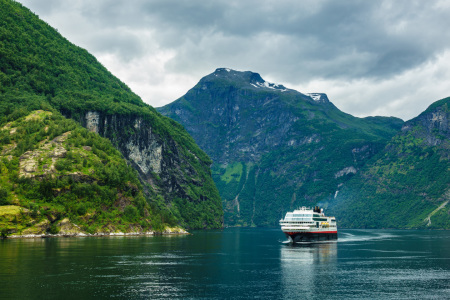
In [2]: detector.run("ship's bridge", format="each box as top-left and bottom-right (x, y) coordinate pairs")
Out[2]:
(282, 207), (317, 222)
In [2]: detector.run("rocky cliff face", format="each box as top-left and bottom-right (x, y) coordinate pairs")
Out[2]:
(158, 68), (403, 226)
(405, 101), (450, 147)
(330, 98), (450, 229)
(83, 112), (166, 178)
(77, 110), (223, 229)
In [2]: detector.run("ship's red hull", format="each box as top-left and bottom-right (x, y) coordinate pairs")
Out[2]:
(284, 231), (338, 243)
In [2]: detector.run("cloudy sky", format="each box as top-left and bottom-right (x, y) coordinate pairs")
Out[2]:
(19, 0), (450, 120)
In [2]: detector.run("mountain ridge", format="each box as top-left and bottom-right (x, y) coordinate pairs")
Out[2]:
(158, 68), (404, 227)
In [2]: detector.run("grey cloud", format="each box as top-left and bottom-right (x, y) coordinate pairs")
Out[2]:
(23, 0), (450, 82)
(96, 0), (450, 82)
(86, 30), (145, 62)
(16, 0), (450, 120)
(19, 0), (64, 16)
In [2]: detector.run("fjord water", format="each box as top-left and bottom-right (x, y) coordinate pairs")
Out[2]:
(1, 229), (449, 299)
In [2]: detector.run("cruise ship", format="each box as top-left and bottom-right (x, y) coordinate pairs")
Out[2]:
(280, 206), (337, 243)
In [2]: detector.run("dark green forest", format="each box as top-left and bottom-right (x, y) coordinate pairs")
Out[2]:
(0, 0), (223, 236)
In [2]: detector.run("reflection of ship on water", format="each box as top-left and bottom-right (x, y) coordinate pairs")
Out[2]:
(280, 242), (337, 298)
(280, 206), (338, 243)
(281, 242), (337, 264)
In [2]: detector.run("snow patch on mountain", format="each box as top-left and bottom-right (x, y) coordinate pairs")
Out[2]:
(251, 80), (287, 92)
(306, 93), (329, 103)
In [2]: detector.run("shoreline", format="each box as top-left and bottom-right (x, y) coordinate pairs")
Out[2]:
(2, 228), (190, 240)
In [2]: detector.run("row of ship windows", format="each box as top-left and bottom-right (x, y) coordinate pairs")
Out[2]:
(282, 224), (337, 227)
(281, 221), (336, 225)
(281, 221), (313, 223)
(284, 218), (336, 222)
(286, 214), (320, 218)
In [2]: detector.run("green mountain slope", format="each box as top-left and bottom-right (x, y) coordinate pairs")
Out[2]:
(0, 110), (175, 236)
(0, 0), (223, 230)
(158, 68), (403, 226)
(329, 98), (450, 229)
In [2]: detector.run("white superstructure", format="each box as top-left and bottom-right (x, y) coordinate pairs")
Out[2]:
(280, 206), (337, 242)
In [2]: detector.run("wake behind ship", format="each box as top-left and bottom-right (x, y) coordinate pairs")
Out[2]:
(280, 206), (337, 243)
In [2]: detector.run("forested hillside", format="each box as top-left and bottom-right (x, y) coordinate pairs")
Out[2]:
(0, 0), (223, 234)
(330, 98), (450, 229)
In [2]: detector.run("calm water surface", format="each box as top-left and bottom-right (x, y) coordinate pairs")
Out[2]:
(1, 228), (449, 299)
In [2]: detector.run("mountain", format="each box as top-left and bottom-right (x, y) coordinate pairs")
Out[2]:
(0, 0), (223, 233)
(158, 68), (404, 226)
(329, 98), (450, 229)
(0, 110), (174, 236)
